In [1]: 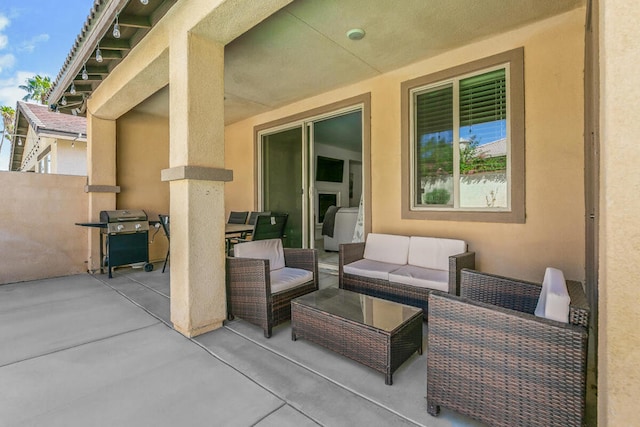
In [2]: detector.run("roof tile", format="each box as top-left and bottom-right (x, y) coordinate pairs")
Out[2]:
(18, 101), (86, 136)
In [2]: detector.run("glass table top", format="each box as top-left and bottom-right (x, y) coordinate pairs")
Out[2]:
(293, 288), (423, 332)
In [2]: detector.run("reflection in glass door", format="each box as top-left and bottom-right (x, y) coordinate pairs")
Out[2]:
(261, 126), (305, 248)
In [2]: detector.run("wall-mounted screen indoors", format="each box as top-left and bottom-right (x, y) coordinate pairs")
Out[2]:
(316, 156), (344, 183)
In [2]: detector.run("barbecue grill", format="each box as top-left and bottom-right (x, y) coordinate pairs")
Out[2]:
(100, 210), (154, 278)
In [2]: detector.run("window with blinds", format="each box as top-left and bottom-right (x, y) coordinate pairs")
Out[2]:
(411, 66), (509, 210)
(401, 47), (524, 223)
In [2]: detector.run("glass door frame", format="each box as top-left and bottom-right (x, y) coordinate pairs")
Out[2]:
(257, 105), (364, 250)
(254, 93), (372, 253)
(257, 121), (309, 247)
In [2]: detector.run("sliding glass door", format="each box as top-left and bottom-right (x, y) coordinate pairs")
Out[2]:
(260, 126), (306, 248)
(259, 105), (364, 260)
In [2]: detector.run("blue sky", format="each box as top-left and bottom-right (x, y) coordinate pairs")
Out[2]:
(0, 1), (92, 169)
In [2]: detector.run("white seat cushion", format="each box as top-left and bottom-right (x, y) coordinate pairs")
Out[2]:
(270, 267), (313, 294)
(534, 267), (570, 323)
(343, 258), (402, 281)
(388, 265), (449, 292)
(363, 233), (410, 265)
(408, 236), (466, 271)
(234, 239), (285, 271)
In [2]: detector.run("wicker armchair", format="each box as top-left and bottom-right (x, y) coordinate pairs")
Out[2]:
(226, 241), (318, 338)
(427, 268), (590, 427)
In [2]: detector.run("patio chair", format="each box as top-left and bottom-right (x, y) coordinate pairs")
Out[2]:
(227, 213), (288, 255)
(242, 211), (272, 239)
(228, 211), (249, 224)
(427, 268), (590, 427)
(225, 211), (250, 254)
(250, 213), (288, 241)
(158, 214), (170, 273)
(247, 210), (272, 225)
(226, 238), (318, 338)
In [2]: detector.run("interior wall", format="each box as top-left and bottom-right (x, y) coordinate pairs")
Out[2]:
(116, 111), (170, 263)
(315, 143), (362, 213)
(0, 171), (88, 284)
(226, 9), (586, 282)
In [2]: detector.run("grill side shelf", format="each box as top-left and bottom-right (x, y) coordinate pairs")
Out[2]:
(75, 222), (107, 228)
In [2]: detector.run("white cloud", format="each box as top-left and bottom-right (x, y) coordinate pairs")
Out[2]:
(0, 14), (9, 32)
(0, 53), (15, 72)
(0, 14), (8, 52)
(18, 34), (50, 53)
(0, 70), (38, 108)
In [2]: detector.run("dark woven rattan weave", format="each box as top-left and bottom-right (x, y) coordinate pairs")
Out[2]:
(291, 288), (423, 385)
(338, 241), (475, 317)
(226, 248), (318, 338)
(427, 269), (590, 427)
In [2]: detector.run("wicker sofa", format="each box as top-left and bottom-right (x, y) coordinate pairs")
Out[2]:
(226, 239), (318, 338)
(338, 233), (475, 315)
(427, 268), (590, 427)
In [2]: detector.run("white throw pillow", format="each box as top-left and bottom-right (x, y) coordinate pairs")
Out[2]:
(534, 267), (570, 323)
(363, 233), (410, 265)
(233, 238), (285, 271)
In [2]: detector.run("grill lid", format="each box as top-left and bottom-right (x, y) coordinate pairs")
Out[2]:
(100, 209), (148, 223)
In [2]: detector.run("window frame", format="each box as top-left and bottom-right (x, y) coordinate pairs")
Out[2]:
(401, 48), (525, 223)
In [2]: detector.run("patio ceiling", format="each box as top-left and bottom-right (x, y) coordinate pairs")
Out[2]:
(47, 0), (176, 116)
(48, 0), (585, 124)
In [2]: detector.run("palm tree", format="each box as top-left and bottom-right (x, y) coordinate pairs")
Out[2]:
(0, 105), (16, 166)
(19, 75), (52, 104)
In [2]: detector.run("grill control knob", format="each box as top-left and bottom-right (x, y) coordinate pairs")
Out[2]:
(135, 223), (141, 230)
(117, 224), (124, 231)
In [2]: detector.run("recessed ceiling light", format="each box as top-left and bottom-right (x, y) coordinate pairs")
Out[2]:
(346, 28), (365, 41)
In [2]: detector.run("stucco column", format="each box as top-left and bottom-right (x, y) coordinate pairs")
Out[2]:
(163, 32), (231, 337)
(599, 0), (640, 425)
(85, 115), (119, 272)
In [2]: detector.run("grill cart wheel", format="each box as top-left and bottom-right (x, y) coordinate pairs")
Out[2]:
(144, 263), (154, 272)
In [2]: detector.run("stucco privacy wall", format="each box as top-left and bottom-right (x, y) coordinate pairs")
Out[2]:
(226, 9), (586, 282)
(599, 0), (640, 424)
(0, 172), (87, 284)
(116, 110), (170, 263)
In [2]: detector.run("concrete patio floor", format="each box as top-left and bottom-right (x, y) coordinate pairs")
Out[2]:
(0, 264), (494, 426)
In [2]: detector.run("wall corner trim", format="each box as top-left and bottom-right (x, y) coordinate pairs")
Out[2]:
(85, 185), (121, 193)
(161, 166), (233, 182)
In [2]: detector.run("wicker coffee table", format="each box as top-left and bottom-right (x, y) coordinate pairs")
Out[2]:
(291, 288), (423, 385)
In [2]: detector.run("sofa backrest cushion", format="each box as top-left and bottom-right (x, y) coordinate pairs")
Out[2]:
(234, 238), (285, 271)
(534, 267), (570, 323)
(408, 237), (467, 271)
(363, 233), (410, 265)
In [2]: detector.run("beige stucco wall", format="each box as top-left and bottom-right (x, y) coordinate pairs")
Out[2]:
(226, 9), (586, 282)
(116, 110), (170, 263)
(54, 139), (87, 176)
(19, 127), (39, 172)
(599, 0), (640, 425)
(0, 171), (88, 284)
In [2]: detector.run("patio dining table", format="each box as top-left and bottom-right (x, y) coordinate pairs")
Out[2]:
(225, 223), (254, 235)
